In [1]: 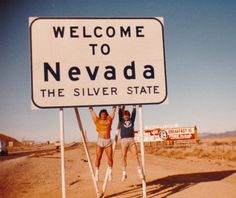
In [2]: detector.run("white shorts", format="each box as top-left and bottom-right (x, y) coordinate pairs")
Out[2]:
(97, 137), (112, 148)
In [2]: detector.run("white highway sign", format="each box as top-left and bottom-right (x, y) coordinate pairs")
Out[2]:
(30, 17), (167, 108)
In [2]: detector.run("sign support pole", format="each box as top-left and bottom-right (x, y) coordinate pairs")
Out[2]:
(74, 108), (101, 197)
(59, 108), (66, 198)
(139, 105), (147, 198)
(102, 128), (120, 195)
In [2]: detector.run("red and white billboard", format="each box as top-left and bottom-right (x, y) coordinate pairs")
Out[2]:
(134, 127), (198, 142)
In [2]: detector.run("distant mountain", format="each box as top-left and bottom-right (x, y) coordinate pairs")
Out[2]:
(0, 133), (22, 146)
(199, 130), (236, 139)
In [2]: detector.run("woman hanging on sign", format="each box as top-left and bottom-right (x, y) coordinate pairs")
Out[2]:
(119, 105), (144, 181)
(89, 106), (116, 182)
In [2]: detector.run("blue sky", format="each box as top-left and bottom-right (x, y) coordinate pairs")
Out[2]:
(0, 0), (236, 142)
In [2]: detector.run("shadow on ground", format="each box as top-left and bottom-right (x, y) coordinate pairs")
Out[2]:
(106, 170), (236, 198)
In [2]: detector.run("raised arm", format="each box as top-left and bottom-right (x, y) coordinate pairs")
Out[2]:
(131, 105), (136, 121)
(109, 106), (117, 120)
(118, 105), (124, 122)
(88, 106), (98, 123)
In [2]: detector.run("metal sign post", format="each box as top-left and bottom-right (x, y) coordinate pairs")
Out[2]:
(59, 108), (66, 198)
(74, 108), (101, 197)
(139, 105), (147, 198)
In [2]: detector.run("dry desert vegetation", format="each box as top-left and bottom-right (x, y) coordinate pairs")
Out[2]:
(145, 137), (236, 164)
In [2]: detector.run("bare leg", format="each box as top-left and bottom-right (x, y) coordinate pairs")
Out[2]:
(121, 144), (129, 168)
(130, 143), (144, 179)
(95, 145), (104, 181)
(104, 144), (113, 168)
(130, 143), (141, 167)
(121, 143), (129, 181)
(105, 145), (113, 181)
(95, 145), (104, 168)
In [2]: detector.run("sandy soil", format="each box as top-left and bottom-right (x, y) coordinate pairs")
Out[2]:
(0, 143), (236, 198)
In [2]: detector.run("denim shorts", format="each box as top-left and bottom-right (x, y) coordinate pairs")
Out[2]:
(97, 137), (112, 148)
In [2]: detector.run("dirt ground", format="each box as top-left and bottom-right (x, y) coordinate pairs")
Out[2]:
(0, 143), (236, 198)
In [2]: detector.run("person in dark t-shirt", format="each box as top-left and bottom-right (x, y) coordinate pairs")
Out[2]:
(119, 105), (144, 181)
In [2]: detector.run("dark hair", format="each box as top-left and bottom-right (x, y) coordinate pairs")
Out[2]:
(99, 109), (109, 117)
(124, 110), (130, 117)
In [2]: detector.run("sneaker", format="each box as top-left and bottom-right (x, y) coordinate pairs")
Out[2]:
(121, 172), (127, 182)
(138, 168), (144, 180)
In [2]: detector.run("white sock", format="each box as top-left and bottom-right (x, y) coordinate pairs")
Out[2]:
(122, 167), (127, 175)
(108, 167), (112, 174)
(95, 167), (99, 175)
(108, 167), (112, 181)
(122, 168), (127, 181)
(137, 167), (144, 179)
(138, 167), (143, 175)
(95, 167), (99, 181)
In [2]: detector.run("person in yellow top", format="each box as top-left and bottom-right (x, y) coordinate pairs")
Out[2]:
(89, 106), (116, 182)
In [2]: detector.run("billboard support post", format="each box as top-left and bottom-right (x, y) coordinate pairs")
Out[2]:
(59, 108), (66, 198)
(74, 108), (101, 197)
(139, 105), (147, 198)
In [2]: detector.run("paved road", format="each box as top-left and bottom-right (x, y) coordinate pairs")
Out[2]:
(0, 142), (79, 161)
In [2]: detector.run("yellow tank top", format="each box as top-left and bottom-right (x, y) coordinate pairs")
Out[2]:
(95, 116), (113, 132)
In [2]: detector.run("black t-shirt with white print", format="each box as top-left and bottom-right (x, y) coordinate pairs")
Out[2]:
(119, 107), (136, 139)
